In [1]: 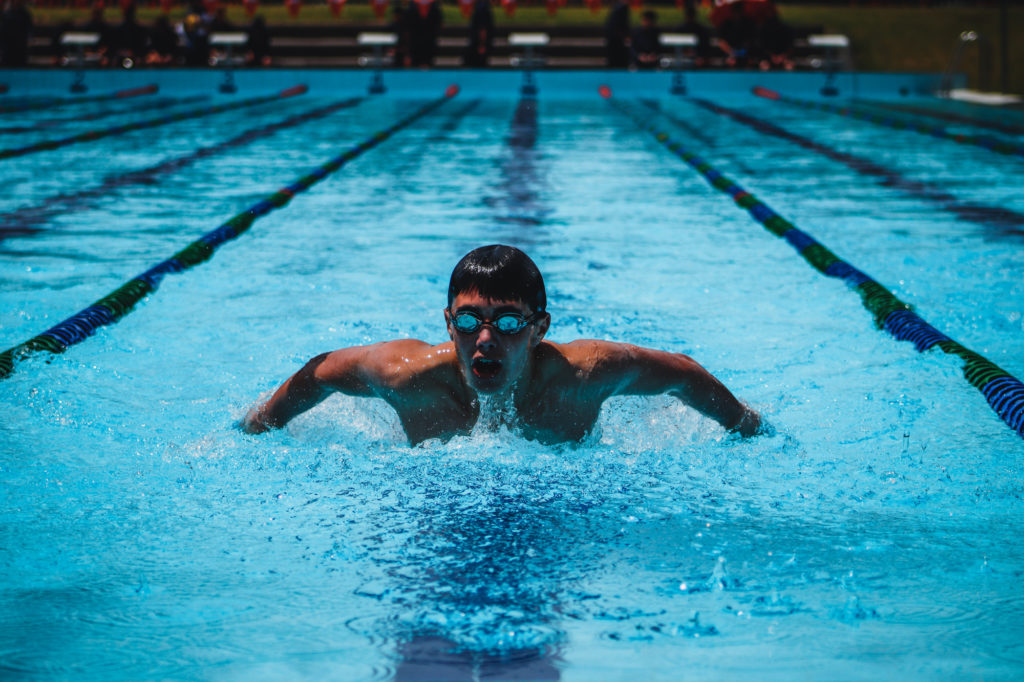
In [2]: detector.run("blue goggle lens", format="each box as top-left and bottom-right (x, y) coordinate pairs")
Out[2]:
(452, 311), (531, 335)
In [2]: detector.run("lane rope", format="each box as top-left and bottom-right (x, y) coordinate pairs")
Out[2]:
(604, 89), (1024, 439)
(0, 85), (309, 162)
(0, 85), (460, 379)
(752, 86), (1024, 160)
(687, 98), (1024, 233)
(0, 97), (365, 239)
(0, 95), (211, 135)
(0, 84), (158, 115)
(854, 99), (1024, 137)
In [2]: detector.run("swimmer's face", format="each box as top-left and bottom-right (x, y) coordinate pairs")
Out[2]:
(446, 291), (548, 395)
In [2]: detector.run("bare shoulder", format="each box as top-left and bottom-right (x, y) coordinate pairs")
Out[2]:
(548, 339), (649, 370)
(361, 339), (457, 388)
(541, 339), (701, 388)
(539, 339), (648, 382)
(315, 339), (457, 392)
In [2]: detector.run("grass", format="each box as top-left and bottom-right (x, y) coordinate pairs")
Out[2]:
(28, 3), (1023, 94)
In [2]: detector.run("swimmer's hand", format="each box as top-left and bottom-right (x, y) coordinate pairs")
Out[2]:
(730, 406), (771, 438)
(240, 405), (273, 434)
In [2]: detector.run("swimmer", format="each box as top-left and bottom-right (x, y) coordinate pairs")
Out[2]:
(242, 244), (763, 444)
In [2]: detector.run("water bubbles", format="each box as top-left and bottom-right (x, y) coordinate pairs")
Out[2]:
(833, 595), (880, 624)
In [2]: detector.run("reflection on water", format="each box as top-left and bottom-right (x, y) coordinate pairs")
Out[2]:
(394, 635), (559, 681)
(370, 452), (575, 679)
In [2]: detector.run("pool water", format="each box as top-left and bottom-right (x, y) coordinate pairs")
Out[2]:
(1, 82), (1023, 680)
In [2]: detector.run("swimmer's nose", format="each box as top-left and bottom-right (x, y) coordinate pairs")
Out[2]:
(475, 326), (498, 351)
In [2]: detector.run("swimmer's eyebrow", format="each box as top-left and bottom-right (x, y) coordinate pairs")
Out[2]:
(453, 304), (528, 315)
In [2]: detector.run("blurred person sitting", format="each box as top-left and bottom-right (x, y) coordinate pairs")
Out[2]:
(0, 0), (33, 67)
(709, 0), (754, 68)
(146, 15), (179, 65)
(405, 0), (442, 68)
(246, 15), (271, 67)
(746, 0), (793, 70)
(604, 0), (630, 68)
(631, 10), (660, 70)
(463, 0), (493, 68)
(178, 12), (210, 66)
(209, 5), (233, 31)
(109, 4), (149, 68)
(676, 1), (711, 67)
(388, 1), (408, 67)
(81, 4), (114, 66)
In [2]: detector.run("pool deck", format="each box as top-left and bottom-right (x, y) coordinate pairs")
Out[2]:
(0, 68), (960, 100)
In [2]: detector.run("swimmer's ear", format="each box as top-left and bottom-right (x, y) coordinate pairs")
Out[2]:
(444, 307), (455, 340)
(531, 312), (550, 347)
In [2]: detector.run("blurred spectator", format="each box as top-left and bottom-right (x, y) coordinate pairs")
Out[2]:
(178, 12), (210, 66)
(631, 9), (659, 69)
(246, 15), (271, 66)
(146, 15), (179, 65)
(463, 0), (493, 67)
(1, 0), (33, 66)
(81, 5), (113, 66)
(405, 0), (442, 68)
(604, 0), (630, 68)
(709, 0), (753, 67)
(110, 5), (149, 68)
(676, 1), (711, 67)
(388, 1), (408, 67)
(747, 0), (793, 70)
(209, 6), (232, 32)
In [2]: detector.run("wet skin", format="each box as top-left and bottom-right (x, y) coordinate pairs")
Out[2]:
(243, 292), (762, 444)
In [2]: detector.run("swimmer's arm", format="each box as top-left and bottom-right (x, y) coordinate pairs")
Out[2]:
(604, 344), (763, 437)
(241, 345), (382, 434)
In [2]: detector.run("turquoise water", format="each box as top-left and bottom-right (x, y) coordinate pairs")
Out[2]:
(1, 84), (1023, 680)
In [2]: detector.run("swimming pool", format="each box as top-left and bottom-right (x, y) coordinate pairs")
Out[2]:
(1, 72), (1022, 680)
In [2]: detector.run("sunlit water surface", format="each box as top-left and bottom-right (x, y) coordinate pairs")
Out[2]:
(1, 91), (1022, 680)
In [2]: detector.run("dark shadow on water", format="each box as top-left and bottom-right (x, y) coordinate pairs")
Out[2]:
(477, 97), (553, 251)
(394, 635), (560, 681)
(368, 480), (592, 682)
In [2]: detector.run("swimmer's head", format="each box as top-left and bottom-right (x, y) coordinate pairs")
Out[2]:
(448, 244), (546, 315)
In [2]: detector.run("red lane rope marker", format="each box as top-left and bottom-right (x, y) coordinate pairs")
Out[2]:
(0, 85), (309, 162)
(0, 86), (459, 379)
(752, 86), (780, 100)
(116, 85), (159, 98)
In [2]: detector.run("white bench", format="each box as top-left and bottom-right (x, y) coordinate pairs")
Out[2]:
(508, 32), (548, 68)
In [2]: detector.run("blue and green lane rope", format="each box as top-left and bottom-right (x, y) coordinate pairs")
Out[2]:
(0, 85), (460, 380)
(0, 84), (158, 115)
(752, 86), (1024, 160)
(0, 84), (308, 161)
(603, 87), (1024, 438)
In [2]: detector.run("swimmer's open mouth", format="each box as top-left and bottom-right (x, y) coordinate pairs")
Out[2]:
(472, 357), (502, 379)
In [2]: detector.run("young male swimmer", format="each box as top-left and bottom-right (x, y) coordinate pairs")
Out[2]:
(243, 244), (763, 444)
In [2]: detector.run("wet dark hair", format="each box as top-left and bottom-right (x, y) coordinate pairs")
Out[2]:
(447, 245), (546, 313)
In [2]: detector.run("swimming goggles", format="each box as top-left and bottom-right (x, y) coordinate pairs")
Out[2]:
(449, 310), (540, 335)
